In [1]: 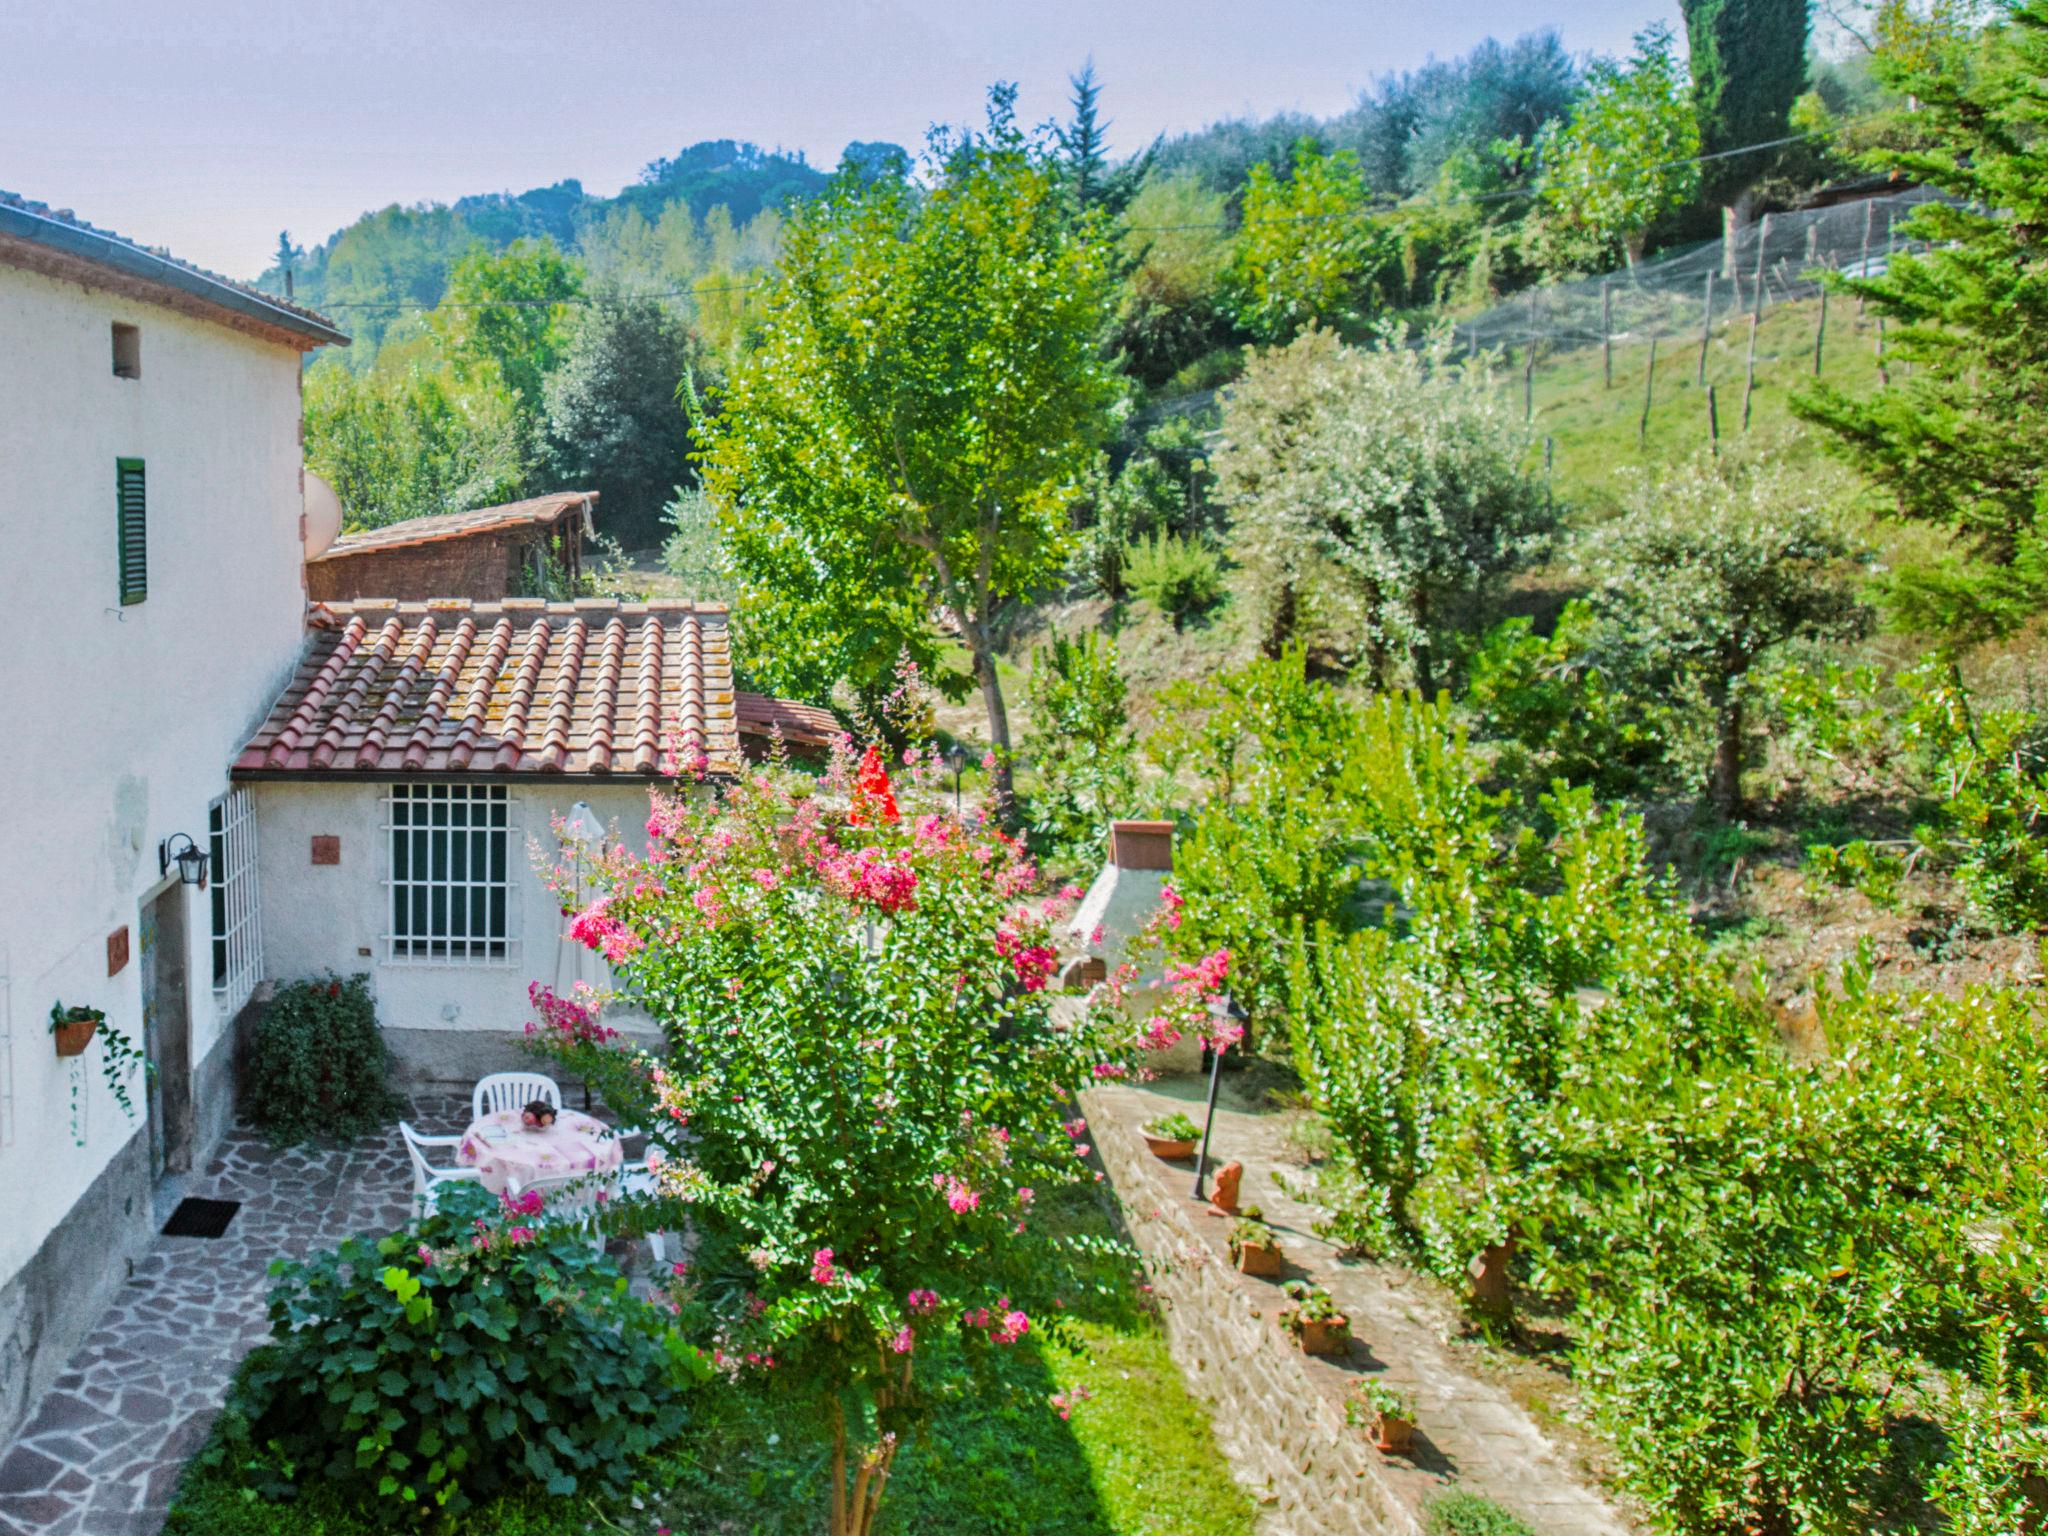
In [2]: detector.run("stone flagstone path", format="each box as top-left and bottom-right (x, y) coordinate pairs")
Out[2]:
(0, 1101), (464, 1536)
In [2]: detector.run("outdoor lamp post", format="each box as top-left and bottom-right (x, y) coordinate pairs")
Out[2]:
(159, 832), (210, 890)
(949, 743), (967, 815)
(1191, 994), (1249, 1201)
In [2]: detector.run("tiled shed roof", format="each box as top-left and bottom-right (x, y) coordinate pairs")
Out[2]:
(310, 493), (597, 564)
(735, 691), (841, 750)
(234, 599), (737, 779)
(0, 189), (348, 347)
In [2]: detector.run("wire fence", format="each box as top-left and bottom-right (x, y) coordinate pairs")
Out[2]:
(1452, 188), (1949, 358)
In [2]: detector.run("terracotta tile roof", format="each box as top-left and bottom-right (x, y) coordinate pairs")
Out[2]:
(0, 189), (348, 346)
(234, 599), (737, 779)
(310, 493), (598, 564)
(735, 691), (841, 750)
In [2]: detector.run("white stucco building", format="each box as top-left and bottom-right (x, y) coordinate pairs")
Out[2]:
(0, 192), (348, 1441)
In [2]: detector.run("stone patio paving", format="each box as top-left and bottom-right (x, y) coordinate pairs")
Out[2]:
(0, 1099), (466, 1536)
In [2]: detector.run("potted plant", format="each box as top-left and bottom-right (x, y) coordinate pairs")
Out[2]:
(1229, 1204), (1285, 1278)
(1277, 1280), (1351, 1356)
(50, 1002), (103, 1058)
(1141, 1110), (1203, 1160)
(1348, 1379), (1417, 1455)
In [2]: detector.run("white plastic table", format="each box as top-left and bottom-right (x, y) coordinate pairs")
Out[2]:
(454, 1108), (624, 1196)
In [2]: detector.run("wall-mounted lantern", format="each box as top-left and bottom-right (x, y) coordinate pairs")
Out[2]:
(159, 832), (210, 890)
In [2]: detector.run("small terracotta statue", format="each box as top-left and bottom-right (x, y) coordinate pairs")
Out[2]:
(1207, 1160), (1243, 1216)
(520, 1099), (558, 1130)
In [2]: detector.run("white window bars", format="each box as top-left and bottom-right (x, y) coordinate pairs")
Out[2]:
(384, 784), (518, 964)
(209, 787), (262, 1015)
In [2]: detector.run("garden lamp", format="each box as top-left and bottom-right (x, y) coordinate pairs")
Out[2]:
(949, 743), (967, 815)
(159, 832), (210, 890)
(1191, 994), (1249, 1200)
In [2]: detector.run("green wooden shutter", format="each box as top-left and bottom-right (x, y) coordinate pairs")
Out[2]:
(116, 458), (146, 605)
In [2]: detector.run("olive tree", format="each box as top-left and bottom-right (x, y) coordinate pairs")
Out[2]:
(1584, 456), (1870, 814)
(1212, 327), (1555, 690)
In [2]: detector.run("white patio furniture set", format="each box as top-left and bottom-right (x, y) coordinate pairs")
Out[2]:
(399, 1072), (671, 1260)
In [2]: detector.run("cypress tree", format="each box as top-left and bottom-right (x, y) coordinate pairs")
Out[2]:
(1678, 0), (1810, 210)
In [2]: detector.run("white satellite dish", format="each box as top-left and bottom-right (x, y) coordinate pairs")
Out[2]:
(302, 471), (342, 559)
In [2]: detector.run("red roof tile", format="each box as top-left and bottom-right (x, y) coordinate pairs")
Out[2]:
(310, 493), (597, 563)
(235, 599), (738, 779)
(735, 691), (841, 750)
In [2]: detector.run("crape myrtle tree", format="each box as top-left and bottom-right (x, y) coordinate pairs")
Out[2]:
(697, 87), (1122, 813)
(525, 734), (1228, 1536)
(1794, 2), (2048, 641)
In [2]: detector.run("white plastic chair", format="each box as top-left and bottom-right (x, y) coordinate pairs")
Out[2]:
(399, 1120), (483, 1219)
(472, 1072), (562, 1122)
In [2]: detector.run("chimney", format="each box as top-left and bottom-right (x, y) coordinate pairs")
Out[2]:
(1109, 820), (1174, 872)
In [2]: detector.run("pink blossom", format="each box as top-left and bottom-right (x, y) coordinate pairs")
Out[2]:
(908, 1288), (940, 1315)
(1088, 923), (1106, 947)
(507, 1226), (535, 1244)
(1064, 1118), (1088, 1138)
(993, 1309), (1031, 1345)
(811, 1248), (836, 1285)
(980, 750), (996, 771)
(1075, 1143), (1092, 1158)
(963, 1307), (991, 1329)
(416, 1245), (434, 1267)
(1018, 1187), (1035, 1206)
(891, 1326), (915, 1354)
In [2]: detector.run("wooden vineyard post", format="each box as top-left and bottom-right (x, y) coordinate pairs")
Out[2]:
(1639, 336), (1659, 446)
(1698, 271), (1715, 385)
(1813, 285), (1829, 377)
(1742, 313), (1760, 430)
(1523, 339), (1535, 422)
(1602, 278), (1613, 388)
(1707, 383), (1720, 455)
(1857, 200), (1873, 315)
(1877, 315), (1890, 388)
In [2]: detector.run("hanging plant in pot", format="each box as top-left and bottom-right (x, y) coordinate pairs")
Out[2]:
(1347, 1379), (1418, 1455)
(1228, 1205), (1285, 1278)
(1141, 1110), (1203, 1160)
(50, 1003), (103, 1058)
(49, 1002), (149, 1146)
(1277, 1280), (1352, 1356)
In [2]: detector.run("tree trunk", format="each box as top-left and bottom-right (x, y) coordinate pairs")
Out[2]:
(1709, 694), (1745, 816)
(971, 638), (1017, 822)
(1261, 583), (1298, 660)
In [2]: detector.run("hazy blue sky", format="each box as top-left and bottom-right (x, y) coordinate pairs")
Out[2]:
(5, 0), (1680, 280)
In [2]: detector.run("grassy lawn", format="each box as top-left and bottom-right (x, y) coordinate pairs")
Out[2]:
(166, 1194), (1256, 1536)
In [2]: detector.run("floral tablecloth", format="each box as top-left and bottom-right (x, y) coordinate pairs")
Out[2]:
(455, 1108), (623, 1196)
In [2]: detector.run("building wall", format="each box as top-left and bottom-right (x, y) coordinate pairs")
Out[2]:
(306, 530), (529, 604)
(0, 262), (313, 1431)
(250, 781), (661, 1082)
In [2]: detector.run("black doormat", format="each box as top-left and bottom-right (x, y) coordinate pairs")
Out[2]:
(161, 1198), (241, 1239)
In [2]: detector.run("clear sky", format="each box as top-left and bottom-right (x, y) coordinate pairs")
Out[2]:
(5, 0), (1680, 281)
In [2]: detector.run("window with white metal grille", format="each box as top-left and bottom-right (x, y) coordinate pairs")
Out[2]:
(385, 785), (516, 963)
(209, 787), (262, 1013)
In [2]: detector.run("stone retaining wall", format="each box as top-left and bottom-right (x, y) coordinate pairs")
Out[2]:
(1083, 1086), (1421, 1536)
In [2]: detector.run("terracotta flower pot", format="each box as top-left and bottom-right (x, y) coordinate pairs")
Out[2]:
(1236, 1242), (1284, 1278)
(1142, 1134), (1198, 1160)
(53, 1016), (99, 1058)
(1373, 1412), (1415, 1455)
(1298, 1319), (1349, 1356)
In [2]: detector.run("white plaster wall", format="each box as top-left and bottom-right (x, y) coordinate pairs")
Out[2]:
(0, 263), (313, 1285)
(252, 782), (657, 1039)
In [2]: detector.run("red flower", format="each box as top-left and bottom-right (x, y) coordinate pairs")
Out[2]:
(847, 744), (901, 826)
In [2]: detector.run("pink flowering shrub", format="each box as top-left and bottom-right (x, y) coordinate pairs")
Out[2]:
(526, 731), (1145, 1532)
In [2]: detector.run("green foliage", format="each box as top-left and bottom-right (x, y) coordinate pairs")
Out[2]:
(1121, 532), (1222, 628)
(1802, 838), (1907, 908)
(1021, 629), (1137, 866)
(1465, 601), (1676, 801)
(659, 486), (737, 606)
(243, 975), (400, 1145)
(1072, 416), (1213, 596)
(48, 1003), (145, 1131)
(526, 738), (1150, 1532)
(1213, 328), (1555, 689)
(1145, 1112), (1203, 1141)
(540, 288), (699, 546)
(1225, 142), (1395, 343)
(697, 89), (1121, 801)
(1529, 26), (1701, 272)
(1582, 454), (1870, 811)
(1423, 1491), (1539, 1536)
(1147, 650), (1372, 1036)
(428, 239), (582, 424)
(1276, 1281), (1349, 1335)
(304, 357), (528, 530)
(1114, 175), (1238, 388)
(223, 1180), (701, 1523)
(1680, 0), (1812, 206)
(1794, 3), (2048, 640)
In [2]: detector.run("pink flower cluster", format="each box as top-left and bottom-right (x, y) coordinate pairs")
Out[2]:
(1049, 1385), (1094, 1420)
(994, 912), (1059, 992)
(811, 1248), (837, 1285)
(525, 981), (618, 1046)
(500, 1187), (545, 1217)
(933, 1173), (980, 1213)
(817, 844), (920, 914)
(907, 1288), (940, 1315)
(568, 897), (643, 963)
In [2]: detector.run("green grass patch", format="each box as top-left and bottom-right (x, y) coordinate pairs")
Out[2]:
(167, 1195), (1255, 1536)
